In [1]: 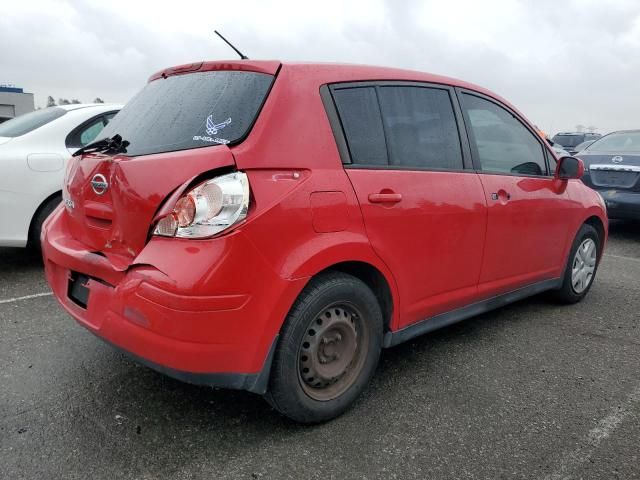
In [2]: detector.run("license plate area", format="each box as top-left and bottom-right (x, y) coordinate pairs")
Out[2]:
(68, 272), (90, 308)
(591, 170), (638, 188)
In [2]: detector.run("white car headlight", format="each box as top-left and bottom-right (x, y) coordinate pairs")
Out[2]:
(153, 171), (249, 239)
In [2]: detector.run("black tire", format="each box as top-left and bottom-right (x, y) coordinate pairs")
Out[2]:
(28, 194), (61, 251)
(553, 223), (601, 304)
(265, 271), (383, 423)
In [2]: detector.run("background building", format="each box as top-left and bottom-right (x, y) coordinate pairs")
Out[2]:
(0, 85), (35, 124)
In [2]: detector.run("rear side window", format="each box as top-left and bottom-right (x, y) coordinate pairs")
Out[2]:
(461, 93), (548, 176)
(0, 107), (66, 137)
(98, 71), (273, 157)
(332, 87), (388, 165)
(66, 114), (114, 149)
(377, 86), (463, 169)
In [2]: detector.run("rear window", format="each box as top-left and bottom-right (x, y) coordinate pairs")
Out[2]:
(0, 107), (66, 137)
(332, 87), (388, 166)
(98, 71), (273, 157)
(586, 131), (640, 153)
(552, 134), (585, 148)
(331, 84), (463, 170)
(377, 86), (463, 169)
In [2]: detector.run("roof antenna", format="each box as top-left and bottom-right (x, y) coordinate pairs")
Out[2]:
(214, 30), (249, 60)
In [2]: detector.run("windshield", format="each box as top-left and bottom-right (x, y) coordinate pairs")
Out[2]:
(98, 71), (273, 157)
(574, 140), (594, 152)
(586, 132), (640, 153)
(551, 134), (585, 148)
(0, 107), (66, 137)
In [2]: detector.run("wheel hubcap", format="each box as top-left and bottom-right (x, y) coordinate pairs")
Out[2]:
(298, 304), (367, 401)
(571, 238), (597, 294)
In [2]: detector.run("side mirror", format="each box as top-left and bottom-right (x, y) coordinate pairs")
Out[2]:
(555, 156), (584, 180)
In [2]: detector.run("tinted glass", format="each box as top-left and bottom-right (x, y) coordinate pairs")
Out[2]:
(552, 134), (585, 148)
(332, 87), (388, 165)
(79, 118), (107, 146)
(98, 71), (273, 156)
(585, 131), (640, 153)
(103, 112), (117, 124)
(573, 140), (595, 152)
(378, 86), (463, 169)
(462, 94), (547, 176)
(0, 107), (66, 137)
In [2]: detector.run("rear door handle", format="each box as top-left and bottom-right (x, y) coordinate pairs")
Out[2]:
(491, 191), (511, 201)
(368, 193), (403, 203)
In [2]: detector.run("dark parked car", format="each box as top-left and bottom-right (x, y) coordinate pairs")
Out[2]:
(552, 132), (602, 155)
(577, 130), (640, 219)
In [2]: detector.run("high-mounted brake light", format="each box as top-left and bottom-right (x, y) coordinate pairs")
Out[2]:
(153, 172), (249, 239)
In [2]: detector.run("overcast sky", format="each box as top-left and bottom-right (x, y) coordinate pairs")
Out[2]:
(2, 0), (639, 134)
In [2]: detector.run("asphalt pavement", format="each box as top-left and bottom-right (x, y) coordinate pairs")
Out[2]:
(1, 221), (639, 479)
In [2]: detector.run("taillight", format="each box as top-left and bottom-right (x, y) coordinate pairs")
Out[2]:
(153, 172), (250, 239)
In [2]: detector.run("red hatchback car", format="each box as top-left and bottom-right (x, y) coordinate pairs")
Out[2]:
(42, 61), (607, 423)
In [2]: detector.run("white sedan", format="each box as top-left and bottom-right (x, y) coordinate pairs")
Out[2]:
(0, 103), (122, 248)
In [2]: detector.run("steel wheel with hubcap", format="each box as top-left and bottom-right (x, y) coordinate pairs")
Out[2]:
(266, 272), (383, 423)
(298, 303), (369, 401)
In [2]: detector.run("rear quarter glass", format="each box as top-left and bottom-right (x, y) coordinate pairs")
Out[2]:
(98, 71), (274, 157)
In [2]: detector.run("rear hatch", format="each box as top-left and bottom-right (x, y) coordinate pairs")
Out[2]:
(580, 153), (640, 191)
(63, 64), (277, 268)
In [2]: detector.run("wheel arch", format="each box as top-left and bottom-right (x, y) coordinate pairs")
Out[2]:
(255, 255), (399, 395)
(312, 261), (395, 334)
(583, 214), (606, 257)
(28, 190), (62, 244)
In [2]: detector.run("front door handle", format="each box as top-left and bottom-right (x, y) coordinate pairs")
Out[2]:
(368, 192), (403, 203)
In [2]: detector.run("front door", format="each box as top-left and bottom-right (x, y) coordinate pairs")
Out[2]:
(459, 91), (573, 297)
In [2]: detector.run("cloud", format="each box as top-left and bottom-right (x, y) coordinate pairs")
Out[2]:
(1, 0), (639, 133)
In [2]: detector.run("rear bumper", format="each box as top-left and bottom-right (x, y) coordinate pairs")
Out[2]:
(42, 208), (306, 393)
(597, 189), (640, 220)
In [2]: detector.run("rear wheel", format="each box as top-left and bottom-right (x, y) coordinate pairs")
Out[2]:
(28, 194), (61, 252)
(554, 223), (600, 303)
(265, 272), (383, 423)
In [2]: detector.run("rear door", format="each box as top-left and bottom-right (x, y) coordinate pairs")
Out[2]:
(328, 82), (488, 328)
(458, 91), (572, 297)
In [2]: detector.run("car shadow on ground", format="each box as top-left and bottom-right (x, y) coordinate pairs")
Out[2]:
(608, 219), (640, 241)
(0, 247), (42, 272)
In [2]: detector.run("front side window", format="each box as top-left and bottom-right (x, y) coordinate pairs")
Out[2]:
(462, 94), (548, 176)
(377, 86), (463, 169)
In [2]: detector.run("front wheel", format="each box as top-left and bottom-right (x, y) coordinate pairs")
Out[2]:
(265, 272), (383, 423)
(554, 223), (601, 304)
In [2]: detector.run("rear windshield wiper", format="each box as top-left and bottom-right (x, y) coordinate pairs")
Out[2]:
(72, 134), (130, 157)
